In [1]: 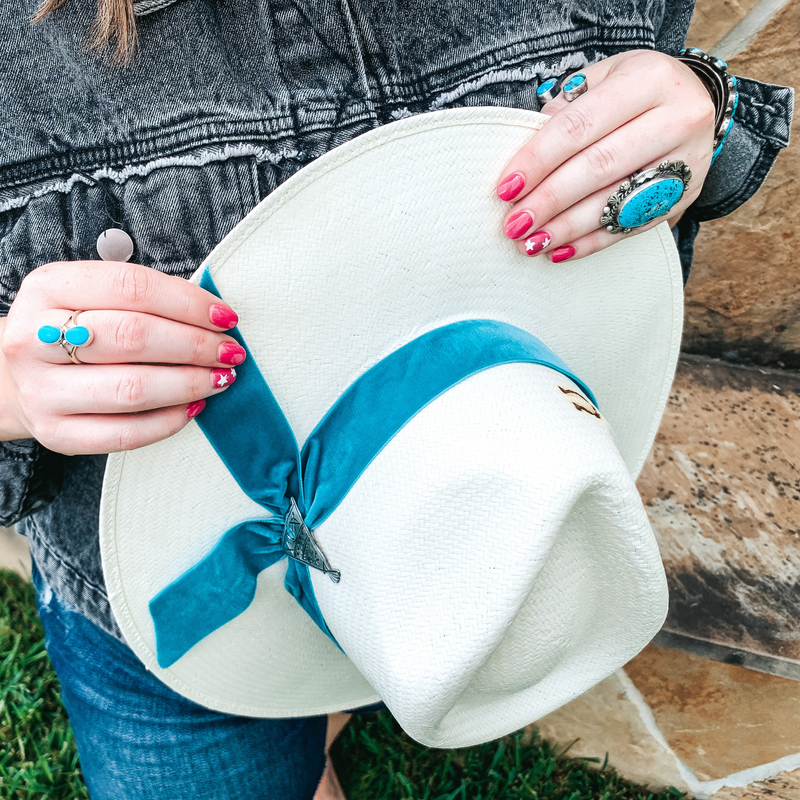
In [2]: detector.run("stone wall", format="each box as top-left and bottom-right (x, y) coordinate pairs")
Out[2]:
(682, 0), (798, 366)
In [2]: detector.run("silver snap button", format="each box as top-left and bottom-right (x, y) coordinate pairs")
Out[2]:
(97, 229), (134, 262)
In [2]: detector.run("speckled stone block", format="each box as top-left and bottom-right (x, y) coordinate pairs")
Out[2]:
(712, 767), (800, 800)
(637, 355), (800, 662)
(626, 645), (800, 782)
(683, 0), (800, 368)
(686, 0), (762, 52)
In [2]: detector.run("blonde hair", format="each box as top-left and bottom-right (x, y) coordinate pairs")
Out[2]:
(33, 0), (137, 63)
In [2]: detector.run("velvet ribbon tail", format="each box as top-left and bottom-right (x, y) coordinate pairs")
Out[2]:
(150, 518), (285, 668)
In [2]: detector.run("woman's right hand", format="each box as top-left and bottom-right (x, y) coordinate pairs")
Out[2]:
(0, 261), (245, 455)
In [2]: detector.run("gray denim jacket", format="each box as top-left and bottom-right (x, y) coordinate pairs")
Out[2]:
(0, 0), (793, 638)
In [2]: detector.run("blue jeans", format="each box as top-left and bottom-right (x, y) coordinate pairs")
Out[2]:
(32, 563), (328, 800)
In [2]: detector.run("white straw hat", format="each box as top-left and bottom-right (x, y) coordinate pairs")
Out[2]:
(100, 107), (681, 749)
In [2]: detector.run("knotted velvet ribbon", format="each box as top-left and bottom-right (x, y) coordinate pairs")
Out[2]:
(149, 268), (597, 669)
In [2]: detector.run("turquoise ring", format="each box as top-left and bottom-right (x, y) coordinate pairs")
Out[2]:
(600, 161), (692, 235)
(536, 77), (561, 104)
(562, 73), (587, 102)
(37, 311), (93, 364)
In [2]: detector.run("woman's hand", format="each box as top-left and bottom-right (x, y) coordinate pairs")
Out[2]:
(497, 49), (716, 261)
(0, 261), (244, 455)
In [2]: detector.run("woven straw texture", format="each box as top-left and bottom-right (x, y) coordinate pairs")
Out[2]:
(100, 107), (682, 748)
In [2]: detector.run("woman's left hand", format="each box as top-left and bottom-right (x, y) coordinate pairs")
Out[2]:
(497, 49), (716, 261)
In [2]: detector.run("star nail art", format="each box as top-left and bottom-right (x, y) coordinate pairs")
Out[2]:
(212, 368), (237, 388)
(523, 231), (552, 255)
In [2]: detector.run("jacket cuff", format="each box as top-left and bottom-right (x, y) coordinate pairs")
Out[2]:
(689, 76), (794, 222)
(0, 439), (63, 526)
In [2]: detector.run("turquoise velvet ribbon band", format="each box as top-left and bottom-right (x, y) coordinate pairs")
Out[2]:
(149, 268), (597, 669)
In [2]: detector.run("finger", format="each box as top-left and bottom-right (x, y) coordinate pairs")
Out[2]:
(498, 63), (658, 201)
(41, 403), (203, 456)
(546, 219), (666, 263)
(516, 186), (619, 257)
(503, 110), (701, 238)
(34, 310), (247, 367)
(515, 172), (700, 261)
(18, 262), (238, 331)
(46, 363), (237, 415)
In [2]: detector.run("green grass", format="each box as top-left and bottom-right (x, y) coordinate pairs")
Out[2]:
(0, 570), (89, 800)
(1, 568), (687, 800)
(332, 714), (689, 800)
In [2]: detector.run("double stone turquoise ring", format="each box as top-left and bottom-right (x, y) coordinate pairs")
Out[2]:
(536, 72), (588, 105)
(600, 160), (692, 235)
(38, 311), (94, 364)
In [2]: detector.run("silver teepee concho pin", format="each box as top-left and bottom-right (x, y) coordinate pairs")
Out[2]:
(282, 497), (341, 582)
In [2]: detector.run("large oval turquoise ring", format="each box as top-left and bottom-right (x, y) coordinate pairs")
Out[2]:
(600, 161), (692, 235)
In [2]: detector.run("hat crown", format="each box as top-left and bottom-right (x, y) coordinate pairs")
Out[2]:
(311, 362), (655, 743)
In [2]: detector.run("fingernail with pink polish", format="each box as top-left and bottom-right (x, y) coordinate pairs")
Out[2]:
(211, 368), (237, 389)
(497, 173), (525, 202)
(551, 245), (576, 263)
(209, 304), (239, 329)
(505, 211), (534, 239)
(219, 342), (246, 366)
(522, 230), (553, 256)
(186, 400), (206, 419)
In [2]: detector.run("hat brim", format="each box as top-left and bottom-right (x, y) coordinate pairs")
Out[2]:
(100, 107), (681, 735)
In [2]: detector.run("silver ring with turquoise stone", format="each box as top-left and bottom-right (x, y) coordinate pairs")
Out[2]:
(600, 160), (692, 235)
(536, 77), (561, 104)
(562, 73), (588, 102)
(37, 311), (94, 364)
